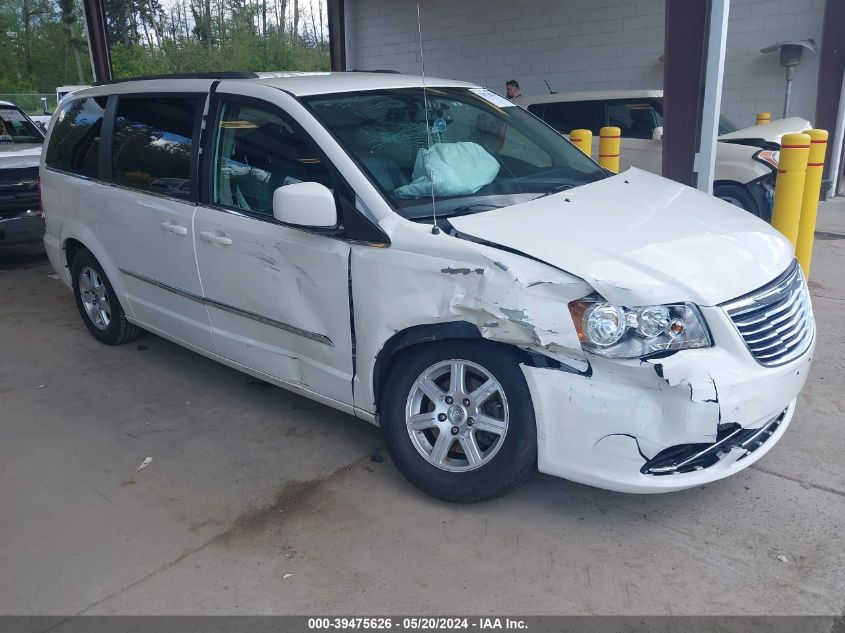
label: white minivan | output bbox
[41,72,814,502]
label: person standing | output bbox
[505,80,521,101]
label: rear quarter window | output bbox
[45,97,107,178]
[606,99,662,139]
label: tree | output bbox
[21,0,50,74]
[58,0,85,81]
[0,0,329,112]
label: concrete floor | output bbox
[1,201,844,616]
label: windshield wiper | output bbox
[440,203,504,218]
[535,183,574,199]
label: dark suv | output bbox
[0,101,44,249]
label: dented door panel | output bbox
[194,207,354,405]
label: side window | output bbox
[606,100,662,139]
[212,101,333,217]
[0,106,43,143]
[526,104,544,119]
[539,100,604,135]
[45,97,106,177]
[112,96,200,199]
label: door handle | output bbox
[199,230,233,246]
[160,220,188,236]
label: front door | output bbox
[193,89,354,406]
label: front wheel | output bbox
[380,341,537,503]
[714,183,762,217]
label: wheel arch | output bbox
[713,179,769,218]
[59,228,134,318]
[371,321,560,414]
[713,178,748,188]
[64,237,86,270]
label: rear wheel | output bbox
[380,341,537,503]
[71,249,141,345]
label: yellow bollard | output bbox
[570,129,593,157]
[756,112,772,125]
[770,133,811,248]
[598,126,621,173]
[795,129,828,277]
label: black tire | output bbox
[70,249,142,345]
[380,341,537,503]
[714,183,762,218]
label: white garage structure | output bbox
[344,0,823,124]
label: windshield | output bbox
[0,106,44,144]
[719,114,739,135]
[303,87,606,220]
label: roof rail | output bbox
[94,71,259,86]
[350,69,402,74]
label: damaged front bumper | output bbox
[522,305,814,493]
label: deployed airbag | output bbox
[394,142,500,198]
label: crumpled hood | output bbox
[719,117,811,145]
[450,168,794,306]
[0,143,42,169]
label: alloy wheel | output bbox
[405,359,509,472]
[78,266,111,330]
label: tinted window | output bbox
[212,101,334,216]
[45,97,106,177]
[112,96,201,199]
[0,106,44,144]
[531,100,605,135]
[606,99,662,139]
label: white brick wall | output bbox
[345,0,825,124]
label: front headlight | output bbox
[568,297,712,358]
[753,149,780,171]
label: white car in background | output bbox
[28,86,92,133]
[0,101,44,249]
[41,73,813,502]
[56,85,91,103]
[521,90,811,219]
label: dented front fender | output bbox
[351,219,592,414]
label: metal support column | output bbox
[696,0,730,195]
[327,0,347,72]
[815,0,845,191]
[80,0,112,82]
[662,0,710,187]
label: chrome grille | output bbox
[0,167,38,187]
[722,260,814,367]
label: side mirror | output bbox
[272,181,338,228]
[652,126,664,141]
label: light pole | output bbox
[761,39,817,119]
